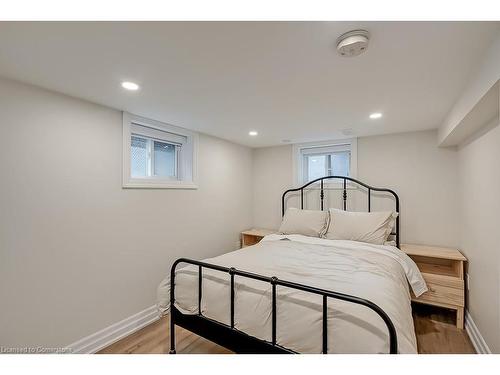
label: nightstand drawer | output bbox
[412,273,464,307]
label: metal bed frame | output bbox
[169,176,400,354]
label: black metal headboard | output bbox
[281,176,400,248]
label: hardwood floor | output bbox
[412,304,475,354]
[98,316,230,354]
[98,303,475,354]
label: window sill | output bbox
[122,180,198,189]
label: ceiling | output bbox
[0,21,499,147]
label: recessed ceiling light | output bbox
[121,81,140,91]
[369,112,382,119]
[249,131,258,136]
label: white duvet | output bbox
[157,235,427,353]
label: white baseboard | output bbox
[67,305,161,354]
[465,310,492,354]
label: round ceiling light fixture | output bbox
[336,30,370,57]
[369,112,383,119]
[121,81,140,91]
[248,130,258,136]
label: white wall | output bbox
[438,33,500,353]
[0,77,253,347]
[252,130,460,247]
[457,124,500,353]
[357,131,459,247]
[252,145,294,230]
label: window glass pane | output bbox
[304,151,350,182]
[331,152,350,177]
[154,140,176,177]
[131,136,148,177]
[306,154,326,182]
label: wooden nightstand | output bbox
[240,229,276,248]
[401,244,467,329]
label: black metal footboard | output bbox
[169,258,398,354]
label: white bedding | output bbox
[157,235,427,353]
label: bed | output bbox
[158,176,427,354]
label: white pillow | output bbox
[279,208,329,238]
[324,208,398,245]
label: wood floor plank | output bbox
[412,304,475,354]
[97,315,230,354]
[98,304,475,354]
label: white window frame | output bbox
[292,138,357,186]
[122,112,198,189]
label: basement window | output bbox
[123,113,198,189]
[293,139,357,184]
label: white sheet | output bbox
[157,235,426,353]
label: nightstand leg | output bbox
[456,307,464,329]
